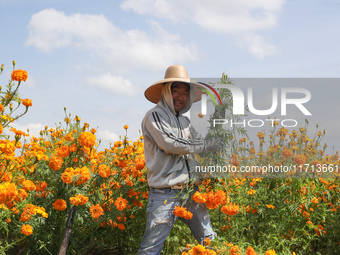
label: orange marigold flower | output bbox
[61,168,74,184]
[56,145,70,158]
[118,223,126,230]
[22,180,36,192]
[11,69,28,82]
[22,98,32,107]
[49,156,64,171]
[266,204,275,209]
[89,204,104,219]
[246,246,257,255]
[98,164,111,178]
[221,203,240,216]
[70,194,88,206]
[135,157,145,170]
[78,131,96,148]
[124,125,129,130]
[294,154,307,165]
[0,140,16,155]
[173,206,193,220]
[73,166,91,185]
[115,197,128,211]
[21,224,33,236]
[282,148,293,158]
[52,199,67,211]
[192,191,207,204]
[247,189,256,195]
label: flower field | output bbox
[1,63,340,254]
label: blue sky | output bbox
[0,0,339,150]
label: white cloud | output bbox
[121,0,284,58]
[96,129,120,149]
[25,8,198,72]
[86,73,138,96]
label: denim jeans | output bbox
[137,186,216,255]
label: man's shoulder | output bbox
[144,104,168,120]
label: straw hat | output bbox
[144,65,203,103]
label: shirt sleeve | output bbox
[144,111,205,155]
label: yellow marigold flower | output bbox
[11,69,28,82]
[0,140,16,155]
[266,204,275,209]
[49,156,64,171]
[257,132,266,139]
[114,197,128,211]
[21,224,33,236]
[247,189,256,195]
[52,199,67,211]
[22,98,32,107]
[89,204,104,219]
[78,131,96,148]
[265,250,277,255]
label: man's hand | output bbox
[204,137,223,152]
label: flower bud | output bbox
[1,64,4,71]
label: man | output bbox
[138,65,223,254]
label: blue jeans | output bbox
[137,186,216,255]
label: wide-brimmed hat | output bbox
[144,65,203,104]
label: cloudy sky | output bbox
[0,0,339,150]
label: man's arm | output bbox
[144,111,205,155]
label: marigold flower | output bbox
[221,203,240,216]
[0,140,16,155]
[192,191,207,204]
[247,189,256,195]
[115,197,128,211]
[89,204,104,219]
[173,206,193,220]
[78,131,96,148]
[265,250,277,255]
[21,224,33,236]
[52,199,67,211]
[246,246,257,255]
[11,69,28,82]
[70,194,88,206]
[22,98,32,107]
[294,154,307,165]
[118,223,126,230]
[98,164,111,178]
[124,125,129,130]
[61,168,74,184]
[282,148,293,158]
[49,156,64,171]
[22,180,36,192]
[56,145,70,157]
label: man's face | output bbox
[171,83,190,114]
